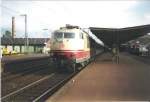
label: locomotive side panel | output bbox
[75,31,90,63]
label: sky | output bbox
[1,0,150,38]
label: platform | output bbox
[1,54,50,73]
[47,53,150,101]
[1,54,49,63]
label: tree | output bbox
[3,30,12,38]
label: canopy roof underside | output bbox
[90,24,150,47]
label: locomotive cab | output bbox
[51,30,84,51]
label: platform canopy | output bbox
[90,24,150,48]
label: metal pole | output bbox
[20,14,29,53]
[43,28,48,43]
[21,14,28,53]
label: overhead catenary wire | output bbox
[0,4,21,15]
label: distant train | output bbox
[128,42,150,56]
[50,25,101,72]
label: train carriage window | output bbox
[79,33,84,39]
[64,32,75,38]
[54,32,63,38]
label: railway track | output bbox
[2,66,55,97]
[1,72,75,102]
[2,63,51,82]
[1,57,51,77]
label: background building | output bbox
[1,37,49,54]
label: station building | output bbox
[1,37,50,54]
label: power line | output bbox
[0,4,20,14]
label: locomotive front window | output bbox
[64,33,75,38]
[54,32,63,38]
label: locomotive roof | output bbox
[90,24,150,47]
[55,27,87,34]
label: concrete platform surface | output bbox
[1,54,49,63]
[47,53,150,102]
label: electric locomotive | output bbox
[50,25,91,72]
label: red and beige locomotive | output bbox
[50,25,96,72]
